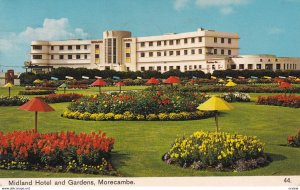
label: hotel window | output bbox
[260,59,263,62]
[149,52,153,57]
[214,37,217,43]
[198,49,202,54]
[33,45,42,50]
[141,52,145,57]
[68,45,72,50]
[228,50,232,55]
[169,66,174,70]
[164,66,167,71]
[214,49,217,55]
[169,51,174,56]
[191,38,195,43]
[76,54,81,59]
[157,66,161,71]
[84,45,87,49]
[164,41,167,46]
[191,49,195,55]
[59,55,64,59]
[268,59,271,62]
[33,55,42,59]
[176,39,180,45]
[95,54,99,58]
[199,65,202,69]
[176,50,180,56]
[231,65,236,69]
[221,38,224,43]
[184,65,187,71]
[164,51,167,56]
[51,46,54,50]
[248,64,253,70]
[157,52,161,57]
[184,50,188,55]
[51,55,54,59]
[59,46,64,50]
[176,66,180,70]
[84,54,87,59]
[141,42,145,47]
[257,64,262,69]
[126,53,130,57]
[126,43,131,48]
[127,67,130,71]
[169,40,173,45]
[68,55,72,59]
[76,45,80,50]
[276,64,281,70]
[105,66,110,70]
[149,42,153,46]
[184,38,188,44]
[198,37,202,42]
[149,66,154,71]
[228,38,231,44]
[95,44,99,49]
[212,65,216,70]
[221,49,224,55]
[157,41,161,46]
[141,67,145,71]
[189,65,192,70]
[275,59,278,62]
[239,64,244,70]
[194,65,197,69]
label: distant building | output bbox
[29,28,300,74]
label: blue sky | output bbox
[0,0,299,72]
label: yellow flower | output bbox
[218,155,222,160]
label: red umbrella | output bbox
[91,79,107,94]
[146,77,159,85]
[279,82,292,96]
[115,81,125,93]
[19,97,55,133]
[164,76,181,86]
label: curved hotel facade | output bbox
[30,28,300,74]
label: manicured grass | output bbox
[1,93,300,177]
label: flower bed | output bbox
[62,110,214,121]
[18,90,55,95]
[62,91,213,121]
[287,130,300,147]
[220,92,251,102]
[0,96,29,106]
[257,95,300,108]
[150,85,300,93]
[163,131,270,171]
[39,93,83,103]
[25,86,57,91]
[0,130,115,175]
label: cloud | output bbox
[268,27,284,35]
[0,18,89,53]
[173,0,249,15]
[174,0,190,11]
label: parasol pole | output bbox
[215,110,219,133]
[8,87,11,97]
[35,111,38,133]
[119,85,121,93]
[99,86,101,94]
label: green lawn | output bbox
[0,86,300,177]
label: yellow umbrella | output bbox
[295,78,300,82]
[197,96,234,132]
[4,82,14,97]
[33,79,43,84]
[225,81,237,87]
[218,79,225,83]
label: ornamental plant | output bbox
[163,131,269,171]
[0,96,29,106]
[220,92,251,102]
[18,90,55,95]
[0,130,115,175]
[257,95,300,108]
[287,130,300,147]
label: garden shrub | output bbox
[39,93,83,103]
[220,92,251,102]
[0,96,29,106]
[18,90,55,95]
[163,131,269,171]
[287,130,300,147]
[0,130,115,175]
[257,95,300,108]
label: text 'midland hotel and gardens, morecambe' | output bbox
[29,28,300,74]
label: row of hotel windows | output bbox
[32,54,90,60]
[139,64,222,72]
[138,37,232,47]
[232,63,297,70]
[32,45,90,51]
[139,49,232,57]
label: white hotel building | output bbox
[29,28,300,74]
